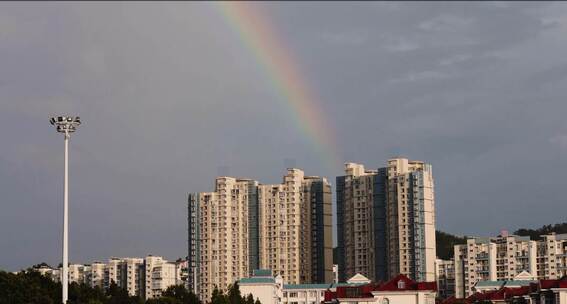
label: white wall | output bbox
[240,284,278,304]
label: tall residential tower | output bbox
[336,158,436,282]
[188,169,333,302]
[188,177,258,302]
[258,169,333,284]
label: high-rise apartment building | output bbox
[258,169,333,284]
[188,169,333,302]
[336,163,387,282]
[386,158,436,282]
[188,177,259,301]
[454,232,567,298]
[336,158,436,283]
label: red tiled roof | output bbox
[440,296,470,304]
[332,283,378,299]
[540,276,567,289]
[325,274,437,302]
[464,286,531,302]
[463,277,567,304]
[503,286,531,299]
[375,274,437,292]
[324,291,337,302]
[375,274,415,291]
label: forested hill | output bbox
[514,222,567,240]
[435,230,466,260]
[435,222,567,260]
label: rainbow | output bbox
[212,2,342,170]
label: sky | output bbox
[1,2,567,271]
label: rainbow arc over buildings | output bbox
[213,2,341,170]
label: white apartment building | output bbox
[146,256,178,299]
[336,163,383,282]
[34,255,182,300]
[188,177,257,301]
[336,158,436,283]
[176,259,188,286]
[386,158,436,282]
[149,262,177,298]
[258,169,333,285]
[239,269,284,304]
[435,259,455,299]
[68,264,88,284]
[105,257,122,289]
[453,232,567,298]
[188,169,333,302]
[87,262,106,289]
[122,257,144,297]
[536,233,567,279]
[33,265,61,283]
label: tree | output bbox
[207,284,259,304]
[161,285,199,304]
[211,287,228,304]
[146,297,181,304]
[227,283,242,304]
[0,270,59,304]
[106,282,142,304]
[515,222,567,241]
[436,230,467,260]
[68,281,106,304]
[245,294,254,304]
[32,263,52,269]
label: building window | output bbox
[397,280,405,289]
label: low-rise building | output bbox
[87,262,106,289]
[239,269,367,304]
[240,270,435,304]
[324,274,437,304]
[175,259,188,286]
[105,257,122,289]
[68,264,88,284]
[34,255,183,300]
[240,269,284,304]
[453,232,567,298]
[441,276,567,304]
[149,261,178,298]
[32,264,61,283]
[122,257,144,297]
[436,259,455,299]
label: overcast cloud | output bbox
[1,2,567,271]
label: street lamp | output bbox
[50,115,81,304]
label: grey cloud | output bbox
[2,2,567,271]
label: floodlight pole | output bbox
[50,116,80,304]
[62,130,69,304]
